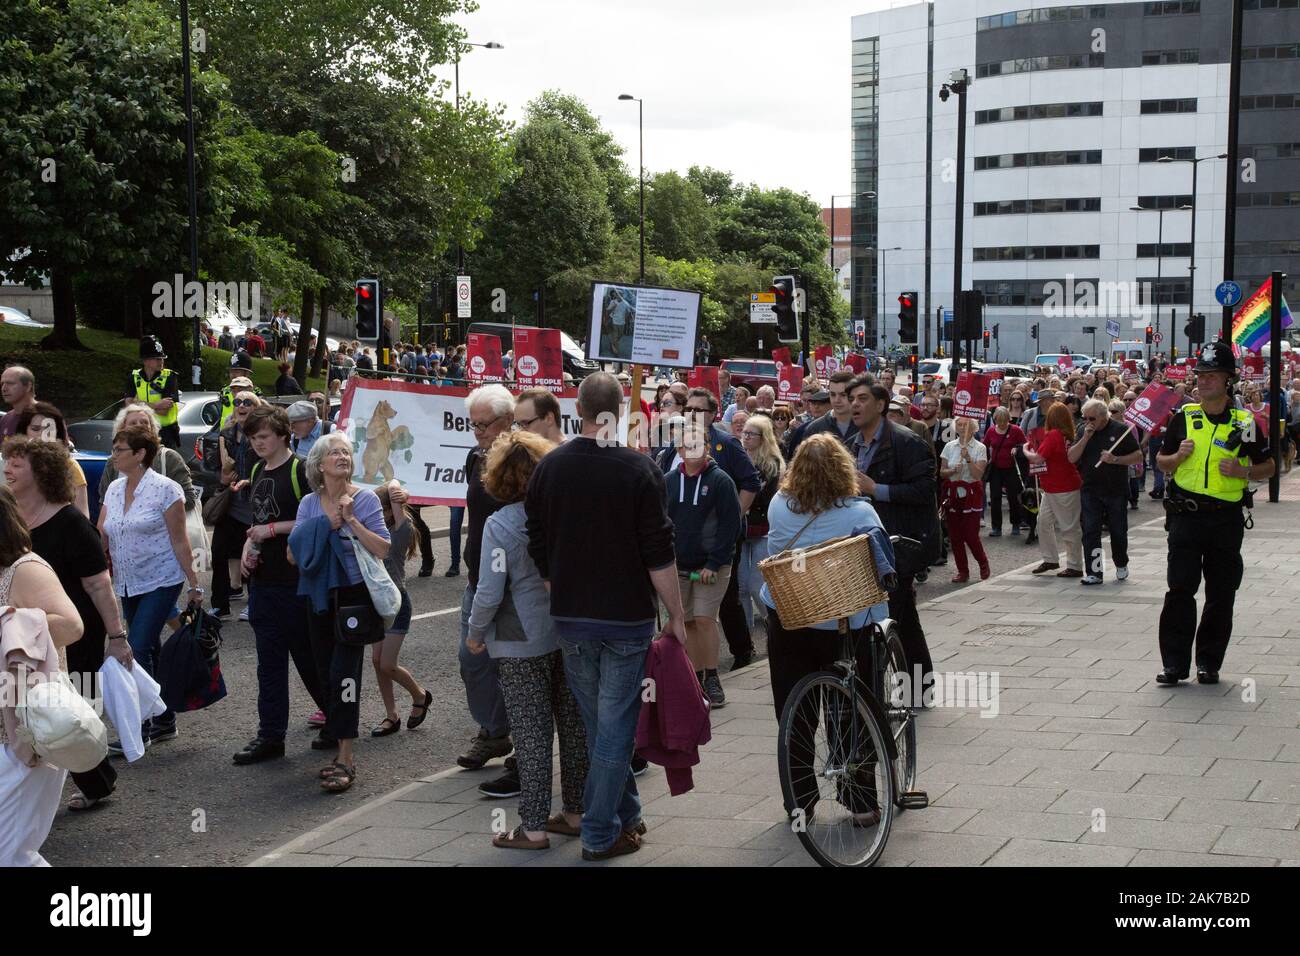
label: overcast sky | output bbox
[437,0,899,204]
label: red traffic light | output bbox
[357,284,372,299]
[1145,326,1153,335]
[898,293,914,308]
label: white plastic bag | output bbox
[17,671,109,773]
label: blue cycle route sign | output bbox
[1215,281,1242,308]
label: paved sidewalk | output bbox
[253,490,1300,868]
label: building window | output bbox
[1144,1,1200,13]
[1141,49,1199,65]
[1137,243,1193,257]
[975,150,1102,170]
[973,245,1101,261]
[974,197,1101,216]
[976,52,1104,78]
[975,101,1102,124]
[977,6,1107,30]
[972,278,1101,307]
[1135,195,1195,209]
[1242,44,1300,60]
[1241,94,1298,110]
[1242,143,1300,160]
[1244,0,1300,8]
[1136,277,1191,305]
[1235,239,1300,256]
[1139,98,1197,114]
[1237,191,1300,207]
[851,35,880,341]
[1138,147,1196,162]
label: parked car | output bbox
[69,391,223,501]
[1033,353,1094,372]
[719,358,780,391]
[199,394,340,478]
[916,357,986,387]
[0,305,46,328]
[980,362,1038,382]
[465,322,599,381]
[252,322,342,355]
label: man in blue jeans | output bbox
[526,373,687,860]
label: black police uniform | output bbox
[127,336,181,449]
[1155,346,1271,682]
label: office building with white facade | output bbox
[851,0,1300,362]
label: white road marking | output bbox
[410,607,460,622]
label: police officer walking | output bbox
[127,336,181,449]
[1154,341,1274,685]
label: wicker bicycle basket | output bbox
[758,533,886,631]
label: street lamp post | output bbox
[1159,153,1227,350]
[618,94,645,284]
[870,245,901,352]
[179,0,200,383]
[940,70,972,371]
[1131,204,1169,363]
[831,191,875,344]
[452,40,503,338]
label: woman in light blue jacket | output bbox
[466,431,588,850]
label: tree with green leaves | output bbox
[646,171,715,263]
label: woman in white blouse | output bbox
[939,416,990,583]
[97,425,201,751]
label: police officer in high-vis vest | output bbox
[219,351,263,428]
[1155,341,1274,685]
[126,336,181,449]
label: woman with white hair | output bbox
[289,432,390,793]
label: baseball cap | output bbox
[230,376,254,390]
[286,400,317,422]
[807,388,831,402]
[889,396,911,414]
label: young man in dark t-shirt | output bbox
[233,405,325,765]
[1068,398,1142,584]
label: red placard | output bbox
[1243,354,1266,383]
[1122,359,1138,374]
[1058,355,1074,371]
[771,347,791,371]
[1164,364,1187,382]
[986,369,1004,408]
[952,371,992,420]
[466,333,504,383]
[843,353,867,374]
[513,327,564,391]
[1123,382,1179,433]
[777,365,804,401]
[813,345,838,377]
[688,365,720,405]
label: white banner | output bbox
[588,281,700,367]
[338,378,627,506]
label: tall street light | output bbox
[866,245,900,351]
[453,39,504,323]
[1158,152,1227,348]
[179,0,200,383]
[1132,204,1170,361]
[940,69,972,371]
[618,94,645,283]
[830,191,875,345]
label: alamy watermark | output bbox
[151,273,261,320]
[890,665,1000,717]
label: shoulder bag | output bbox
[343,528,402,627]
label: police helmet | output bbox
[1194,341,1237,377]
[139,335,166,360]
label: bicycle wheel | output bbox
[880,624,918,798]
[776,672,895,867]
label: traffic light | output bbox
[1031,322,1040,341]
[1145,325,1154,344]
[1184,313,1205,345]
[356,278,381,342]
[854,327,865,348]
[772,275,799,343]
[992,323,1000,341]
[897,291,918,343]
[982,329,990,348]
[959,289,984,340]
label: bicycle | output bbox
[773,536,928,868]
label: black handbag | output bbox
[202,485,232,524]
[334,594,385,645]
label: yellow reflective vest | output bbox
[132,368,178,428]
[1172,404,1253,502]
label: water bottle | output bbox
[688,571,702,582]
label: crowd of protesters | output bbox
[0,339,1297,865]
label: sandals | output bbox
[68,792,106,812]
[320,763,356,793]
[544,812,582,837]
[492,825,550,850]
[371,717,401,738]
[407,689,433,730]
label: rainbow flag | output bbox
[1231,277,1293,351]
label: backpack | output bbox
[249,456,305,501]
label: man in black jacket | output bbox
[847,376,939,684]
[791,370,858,456]
[526,372,687,860]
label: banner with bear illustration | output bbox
[338,378,627,505]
